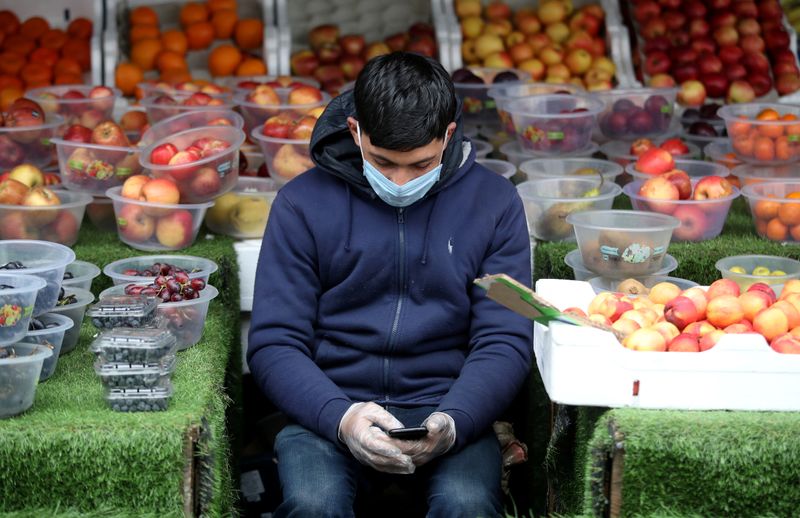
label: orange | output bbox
[0,10,20,35]
[208,0,237,12]
[776,136,795,162]
[0,86,23,110]
[20,62,52,87]
[778,202,800,226]
[131,38,162,70]
[791,224,800,242]
[0,74,22,91]
[130,6,159,27]
[234,18,263,50]
[156,50,188,72]
[732,135,754,157]
[161,29,188,55]
[211,9,237,39]
[4,34,35,56]
[236,56,266,76]
[756,108,780,121]
[55,73,83,85]
[160,67,192,83]
[753,136,775,162]
[754,199,781,221]
[62,38,91,71]
[755,218,769,236]
[40,28,68,50]
[208,44,242,76]
[130,24,160,43]
[766,217,789,241]
[729,116,751,138]
[0,30,4,47]
[180,2,209,27]
[54,57,82,77]
[115,62,145,96]
[0,51,25,75]
[20,16,49,40]
[67,18,93,40]
[186,21,214,50]
[759,121,784,139]
[29,47,59,68]
[787,192,800,199]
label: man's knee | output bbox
[279,492,353,518]
[429,483,502,518]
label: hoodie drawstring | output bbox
[420,193,440,265]
[344,183,352,252]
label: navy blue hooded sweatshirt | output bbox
[247,90,533,452]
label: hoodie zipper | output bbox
[384,207,405,402]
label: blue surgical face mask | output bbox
[357,122,448,208]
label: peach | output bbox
[681,287,709,319]
[664,295,700,330]
[668,332,700,352]
[747,282,777,304]
[780,293,800,315]
[707,278,740,299]
[779,279,800,298]
[588,292,616,315]
[648,282,682,305]
[790,325,800,339]
[632,297,655,311]
[622,328,667,352]
[699,329,727,351]
[683,320,717,337]
[588,314,612,326]
[612,318,641,336]
[771,334,800,353]
[121,174,151,200]
[652,303,665,318]
[772,300,800,329]
[651,321,680,343]
[619,310,648,329]
[724,321,754,333]
[638,308,660,326]
[589,293,634,323]
[753,307,789,342]
[563,306,587,317]
[738,290,772,322]
[706,295,744,328]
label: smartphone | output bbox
[387,426,429,440]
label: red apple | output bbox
[677,80,706,107]
[189,167,222,198]
[661,169,692,199]
[726,80,756,103]
[117,203,155,243]
[702,72,729,99]
[630,138,656,156]
[750,74,773,97]
[743,52,770,74]
[290,50,320,77]
[725,63,748,82]
[364,42,391,61]
[693,175,734,200]
[636,148,675,175]
[22,186,61,225]
[664,295,700,330]
[88,85,115,112]
[718,45,744,66]
[673,64,699,84]
[155,209,194,248]
[91,121,129,147]
[150,143,178,165]
[63,124,92,143]
[384,33,409,52]
[309,24,339,50]
[672,204,709,240]
[0,179,29,205]
[339,34,366,56]
[644,51,671,76]
[776,73,800,96]
[697,54,723,76]
[317,42,342,64]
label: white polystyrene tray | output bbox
[532,278,800,411]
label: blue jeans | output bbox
[273,405,503,518]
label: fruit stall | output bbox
[1,0,800,515]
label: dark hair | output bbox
[354,52,456,151]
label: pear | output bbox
[231,197,269,236]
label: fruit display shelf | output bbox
[0,225,241,516]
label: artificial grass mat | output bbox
[0,225,242,516]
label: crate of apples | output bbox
[140,125,245,203]
[0,164,91,245]
[53,120,142,196]
[0,98,64,170]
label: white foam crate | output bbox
[234,238,261,312]
[274,0,457,73]
[103,0,280,87]
[0,0,103,85]
[532,278,800,411]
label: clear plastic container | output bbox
[136,81,232,100]
[0,274,46,345]
[0,342,52,418]
[453,67,528,124]
[223,75,320,96]
[103,255,218,287]
[139,125,245,204]
[594,87,678,139]
[500,141,598,167]
[138,109,245,149]
[704,141,742,168]
[678,128,727,151]
[599,139,700,169]
[488,82,583,134]
[718,103,800,165]
[0,240,75,317]
[140,92,237,124]
[87,295,160,330]
[588,275,699,295]
[26,86,121,128]
[476,159,515,180]
[106,186,214,252]
[205,177,280,238]
[742,182,800,243]
[470,138,492,159]
[100,284,219,351]
[516,178,622,242]
[233,89,330,135]
[52,138,142,196]
[48,287,93,355]
[26,312,73,382]
[86,196,115,232]
[715,254,800,294]
[565,210,681,277]
[624,180,739,242]
[505,95,603,155]
[250,128,312,185]
[519,158,623,183]
[96,357,176,390]
[0,190,92,246]
[626,158,730,182]
[565,249,678,282]
[62,260,101,291]
[105,384,172,412]
[91,326,177,365]
[731,163,799,187]
[0,114,65,171]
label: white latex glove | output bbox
[338,402,416,474]
[396,412,457,467]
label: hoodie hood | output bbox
[309,90,471,199]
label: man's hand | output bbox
[395,412,456,467]
[338,402,416,474]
